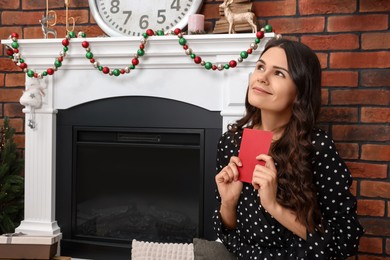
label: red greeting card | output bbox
[238,128,273,183]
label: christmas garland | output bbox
[6,25,274,78]
[6,31,77,78]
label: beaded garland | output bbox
[78,29,160,76]
[6,25,274,78]
[6,31,78,79]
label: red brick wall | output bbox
[1,0,389,258]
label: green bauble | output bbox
[42,71,48,76]
[179,37,187,45]
[130,65,135,69]
[137,49,145,56]
[63,46,69,52]
[98,66,103,71]
[224,64,230,70]
[265,24,272,32]
[86,52,93,59]
[68,31,76,38]
[157,30,164,36]
[11,42,19,49]
[27,70,34,77]
[113,69,120,76]
[204,62,212,70]
[240,51,248,59]
[54,60,62,68]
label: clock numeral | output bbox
[110,0,120,14]
[139,15,149,29]
[123,11,132,25]
[170,0,181,11]
[157,10,166,24]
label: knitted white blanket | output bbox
[131,239,194,260]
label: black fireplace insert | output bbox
[56,96,222,259]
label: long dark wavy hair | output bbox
[229,38,322,232]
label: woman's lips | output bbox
[253,86,272,95]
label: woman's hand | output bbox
[252,154,308,239]
[215,156,243,209]
[252,154,278,211]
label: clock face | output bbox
[89,0,203,37]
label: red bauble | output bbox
[132,58,139,66]
[62,39,69,46]
[139,43,145,50]
[247,48,253,54]
[90,58,95,63]
[229,60,237,68]
[13,49,19,53]
[11,32,19,39]
[120,69,125,74]
[102,67,110,74]
[212,65,217,70]
[47,68,54,75]
[6,49,14,56]
[174,28,181,35]
[256,31,264,39]
[146,29,154,36]
[58,56,64,62]
[82,41,89,48]
[34,73,38,78]
[19,63,27,69]
[194,56,202,64]
[183,45,188,50]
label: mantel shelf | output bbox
[1,33,275,69]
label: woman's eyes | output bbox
[257,65,286,78]
[257,64,265,71]
[275,70,285,78]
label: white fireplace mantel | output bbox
[1,33,274,236]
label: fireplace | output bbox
[1,32,273,259]
[56,96,222,258]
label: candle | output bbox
[188,14,204,34]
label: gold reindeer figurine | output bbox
[220,0,257,34]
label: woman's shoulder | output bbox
[220,128,244,139]
[310,128,337,151]
[218,128,244,148]
[310,128,345,164]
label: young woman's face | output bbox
[248,46,297,115]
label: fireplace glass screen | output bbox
[74,128,203,244]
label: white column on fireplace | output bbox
[2,33,274,235]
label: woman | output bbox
[212,38,364,259]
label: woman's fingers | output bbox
[256,154,276,171]
[216,159,242,184]
[252,154,277,190]
[224,163,239,182]
[229,156,242,167]
[252,165,276,189]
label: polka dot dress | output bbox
[212,128,364,259]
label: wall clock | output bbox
[88,0,204,37]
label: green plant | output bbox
[0,117,24,234]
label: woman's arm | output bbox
[216,156,243,229]
[252,153,308,239]
[265,202,307,240]
[219,202,238,229]
[304,129,364,258]
[212,131,243,255]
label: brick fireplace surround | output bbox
[1,33,274,256]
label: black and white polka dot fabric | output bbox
[212,128,364,259]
